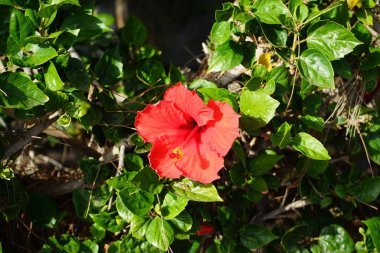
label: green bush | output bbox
[1,0,380,252]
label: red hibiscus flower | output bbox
[135,83,240,184]
[196,223,215,235]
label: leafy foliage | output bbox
[0,0,379,252]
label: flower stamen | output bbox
[170,147,183,161]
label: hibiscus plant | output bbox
[0,0,380,252]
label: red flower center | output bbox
[169,147,183,161]
[169,125,200,161]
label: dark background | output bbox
[97,0,224,68]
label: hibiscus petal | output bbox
[135,100,190,143]
[176,134,224,184]
[164,83,214,126]
[201,100,240,156]
[148,137,184,179]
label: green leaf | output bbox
[0,0,14,5]
[297,49,335,89]
[81,240,99,253]
[240,90,280,131]
[248,177,268,192]
[65,57,90,90]
[145,217,174,251]
[117,186,154,216]
[260,79,276,95]
[45,61,65,91]
[240,224,278,249]
[168,64,185,83]
[271,122,292,149]
[322,2,348,25]
[241,41,257,68]
[267,66,289,88]
[306,160,329,178]
[260,24,287,47]
[307,21,362,60]
[352,20,371,41]
[120,15,148,47]
[57,114,70,127]
[95,46,123,86]
[366,134,380,165]
[11,44,58,67]
[361,47,380,70]
[229,164,246,186]
[356,9,373,26]
[132,167,163,194]
[303,2,343,25]
[208,40,243,72]
[72,189,90,219]
[125,153,144,171]
[281,225,312,252]
[248,153,283,176]
[160,192,189,220]
[319,225,354,253]
[45,234,81,253]
[232,140,246,168]
[197,87,238,111]
[90,212,126,233]
[300,115,325,132]
[61,11,112,42]
[39,0,80,18]
[332,58,352,79]
[64,91,91,119]
[363,217,380,250]
[0,72,49,109]
[169,211,193,232]
[292,132,331,160]
[211,21,231,45]
[115,195,134,222]
[7,9,34,54]
[90,223,106,242]
[289,0,309,23]
[96,13,115,28]
[252,0,291,25]
[55,29,80,49]
[137,59,165,84]
[355,176,380,203]
[130,215,148,240]
[252,64,268,79]
[90,185,111,208]
[0,167,14,180]
[106,172,136,191]
[215,2,235,22]
[351,22,372,54]
[189,79,217,90]
[172,178,223,202]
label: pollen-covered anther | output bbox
[169,147,183,161]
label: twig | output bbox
[115,0,128,29]
[45,179,85,196]
[280,187,289,207]
[35,154,67,170]
[107,142,126,211]
[258,199,312,221]
[117,143,126,176]
[3,111,61,160]
[355,124,374,176]
[68,47,80,59]
[364,24,379,37]
[0,58,6,73]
